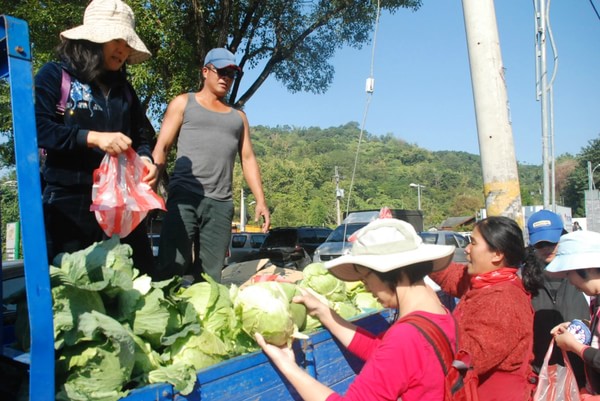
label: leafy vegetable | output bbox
[301,262,348,302]
[233,283,297,346]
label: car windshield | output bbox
[262,230,298,248]
[327,224,365,242]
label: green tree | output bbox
[0,0,422,169]
[563,134,600,216]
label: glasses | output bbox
[207,65,241,80]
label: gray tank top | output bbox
[168,93,244,200]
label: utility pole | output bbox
[534,0,556,210]
[461,0,523,225]
[334,166,344,226]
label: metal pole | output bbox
[335,166,342,226]
[535,0,551,209]
[240,187,245,232]
[461,0,523,224]
[417,185,422,210]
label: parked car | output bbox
[2,259,24,329]
[418,230,470,263]
[248,226,332,269]
[312,222,368,262]
[225,232,267,265]
[314,226,470,264]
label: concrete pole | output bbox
[461,0,523,225]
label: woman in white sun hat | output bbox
[548,230,600,397]
[256,218,457,401]
[34,0,157,275]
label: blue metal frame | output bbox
[0,15,55,400]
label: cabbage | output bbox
[353,292,381,311]
[148,362,197,395]
[233,283,296,346]
[301,263,348,302]
[178,275,237,340]
[56,311,136,401]
[130,287,181,349]
[167,324,230,370]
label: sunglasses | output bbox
[533,241,556,250]
[207,66,241,79]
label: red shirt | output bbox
[431,262,535,401]
[326,310,456,401]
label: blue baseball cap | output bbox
[203,48,241,70]
[546,230,600,273]
[527,210,564,245]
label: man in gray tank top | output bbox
[152,48,270,283]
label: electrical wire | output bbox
[589,0,600,21]
[343,0,381,224]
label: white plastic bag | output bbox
[90,148,165,237]
[534,339,581,401]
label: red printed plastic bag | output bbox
[90,148,165,238]
[533,339,581,401]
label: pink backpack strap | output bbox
[56,68,71,115]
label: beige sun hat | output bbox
[60,0,151,65]
[324,218,455,282]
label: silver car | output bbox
[313,226,469,264]
[418,231,470,263]
[312,222,367,262]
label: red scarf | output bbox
[470,267,519,290]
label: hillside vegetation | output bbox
[228,122,545,229]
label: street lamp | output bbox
[409,183,425,210]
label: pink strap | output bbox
[57,69,70,114]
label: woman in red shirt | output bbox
[256,218,457,401]
[430,216,543,401]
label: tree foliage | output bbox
[0,0,421,168]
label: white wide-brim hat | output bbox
[60,0,151,65]
[324,218,455,282]
[546,230,600,273]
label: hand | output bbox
[254,202,270,233]
[255,333,296,367]
[88,131,132,155]
[554,330,580,353]
[141,158,158,188]
[293,287,330,321]
[552,322,585,354]
[550,322,570,336]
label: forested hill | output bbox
[231,122,544,228]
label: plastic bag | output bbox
[90,148,165,237]
[534,339,581,401]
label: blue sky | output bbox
[241,0,600,165]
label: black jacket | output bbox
[35,62,153,187]
[532,275,590,387]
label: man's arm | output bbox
[151,94,187,189]
[237,110,270,232]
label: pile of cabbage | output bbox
[12,239,381,401]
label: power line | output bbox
[590,0,600,21]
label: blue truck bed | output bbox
[123,310,391,401]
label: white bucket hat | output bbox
[545,230,600,273]
[60,0,151,65]
[324,218,455,282]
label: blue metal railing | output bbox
[0,15,54,400]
